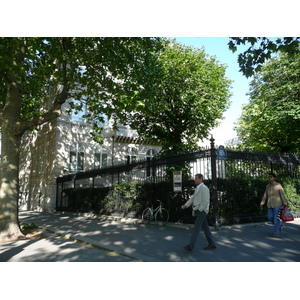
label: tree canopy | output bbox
[228,37,300,77]
[0,37,163,241]
[0,37,163,134]
[115,40,232,155]
[235,52,300,153]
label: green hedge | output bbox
[281,178,300,213]
[216,178,266,224]
[63,187,110,213]
[216,177,300,224]
[62,181,195,222]
[62,178,300,224]
[102,181,194,222]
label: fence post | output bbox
[210,136,220,229]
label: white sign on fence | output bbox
[173,170,182,192]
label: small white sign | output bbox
[173,171,182,192]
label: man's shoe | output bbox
[271,233,280,237]
[183,245,192,252]
[203,245,216,250]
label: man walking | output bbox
[181,173,216,252]
[260,172,287,237]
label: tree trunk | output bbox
[0,132,25,242]
[0,82,25,242]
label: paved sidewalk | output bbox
[1,210,300,262]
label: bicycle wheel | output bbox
[142,208,152,224]
[155,208,169,225]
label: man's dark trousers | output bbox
[188,210,215,250]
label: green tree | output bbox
[116,40,232,155]
[228,37,300,77]
[235,53,300,152]
[0,37,162,241]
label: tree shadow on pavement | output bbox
[17,211,300,262]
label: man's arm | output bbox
[260,188,267,207]
[181,186,200,209]
[279,185,288,205]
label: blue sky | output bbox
[174,37,251,146]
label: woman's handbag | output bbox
[281,206,294,222]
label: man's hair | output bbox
[269,172,276,178]
[195,173,204,180]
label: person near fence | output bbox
[260,172,287,237]
[181,173,216,251]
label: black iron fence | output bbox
[217,150,300,224]
[56,139,300,226]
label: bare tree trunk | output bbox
[0,131,24,241]
[0,82,25,242]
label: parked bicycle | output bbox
[142,200,169,225]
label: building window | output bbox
[126,147,138,164]
[69,145,84,173]
[146,149,157,177]
[146,149,157,159]
[94,152,107,169]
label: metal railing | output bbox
[56,141,300,226]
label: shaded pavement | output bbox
[1,210,300,262]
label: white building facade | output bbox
[18,100,161,212]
